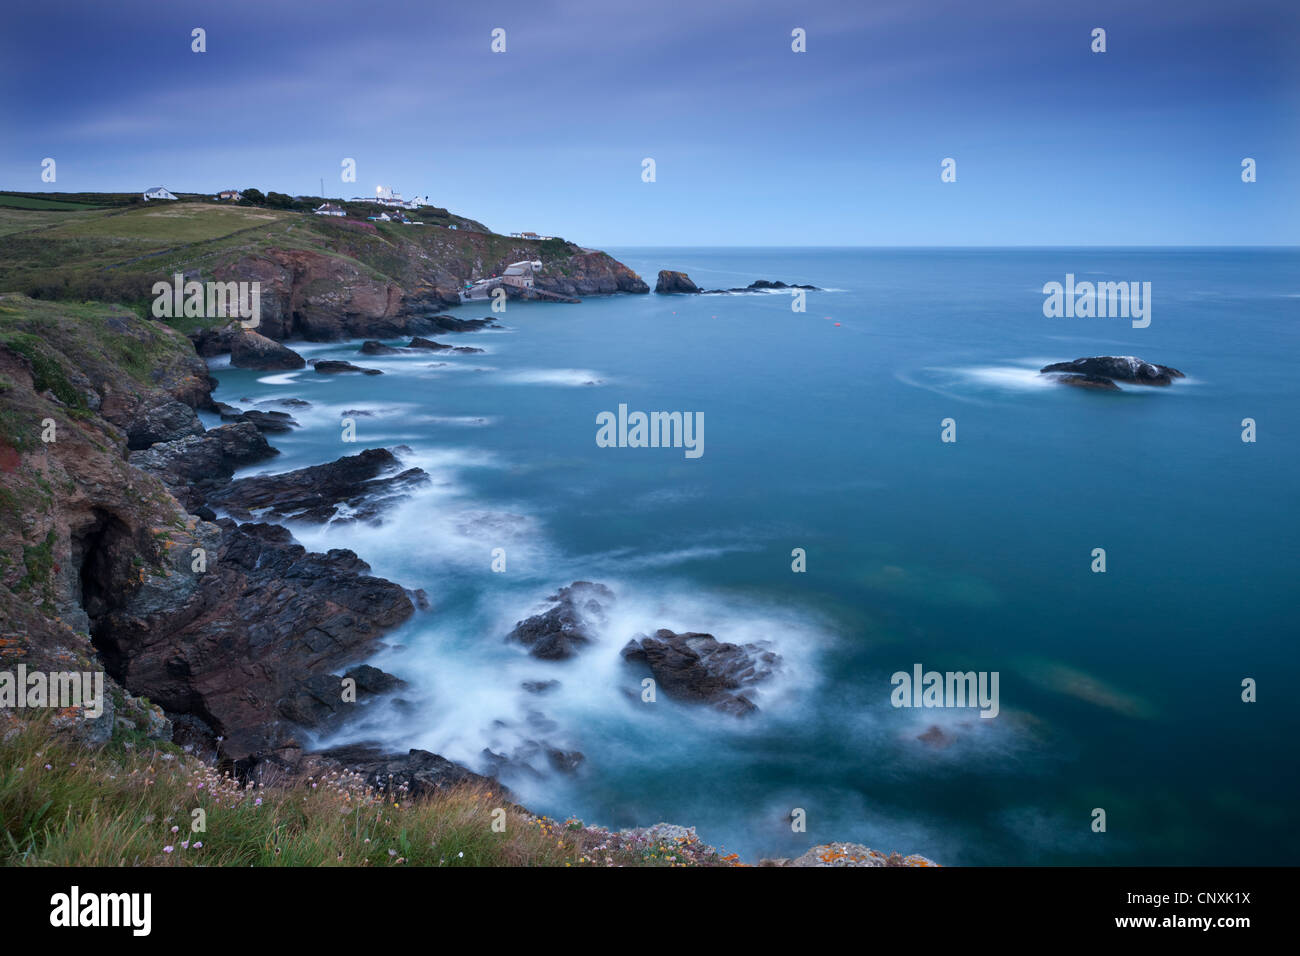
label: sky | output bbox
[1,0,1297,246]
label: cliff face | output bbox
[0,295,415,765]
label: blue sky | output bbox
[1,0,1297,245]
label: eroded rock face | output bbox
[620,629,780,716]
[507,581,615,660]
[127,421,277,510]
[655,270,701,294]
[535,251,649,296]
[124,400,205,451]
[205,448,428,524]
[229,328,306,370]
[94,521,415,761]
[1040,356,1185,387]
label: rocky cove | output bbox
[0,290,935,866]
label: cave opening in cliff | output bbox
[75,508,135,679]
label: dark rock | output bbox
[359,340,406,355]
[94,521,416,761]
[230,329,307,371]
[125,399,205,450]
[205,447,428,524]
[344,664,406,696]
[547,748,585,774]
[128,421,277,509]
[412,315,498,334]
[313,360,383,375]
[237,409,298,432]
[699,279,820,294]
[1040,356,1185,387]
[407,337,452,351]
[620,628,781,716]
[1056,373,1122,391]
[507,581,614,660]
[655,270,701,294]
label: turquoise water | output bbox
[204,248,1300,865]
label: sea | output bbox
[200,247,1300,865]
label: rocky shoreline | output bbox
[0,293,933,866]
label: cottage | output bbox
[314,202,346,217]
[216,189,242,202]
[143,186,178,201]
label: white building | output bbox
[314,202,346,216]
[143,186,178,201]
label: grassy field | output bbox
[0,716,739,867]
[40,203,290,242]
[0,195,103,211]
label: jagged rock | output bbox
[655,270,701,294]
[93,521,416,761]
[124,399,204,450]
[312,360,383,375]
[620,629,780,716]
[507,581,614,660]
[229,328,306,370]
[205,447,428,524]
[1040,356,1185,387]
[127,421,277,509]
[344,664,406,695]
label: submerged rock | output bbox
[620,629,780,716]
[312,359,383,375]
[359,340,407,355]
[1040,356,1185,388]
[507,581,614,660]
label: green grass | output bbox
[0,717,739,867]
[0,195,102,211]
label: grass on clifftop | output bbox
[0,716,741,867]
